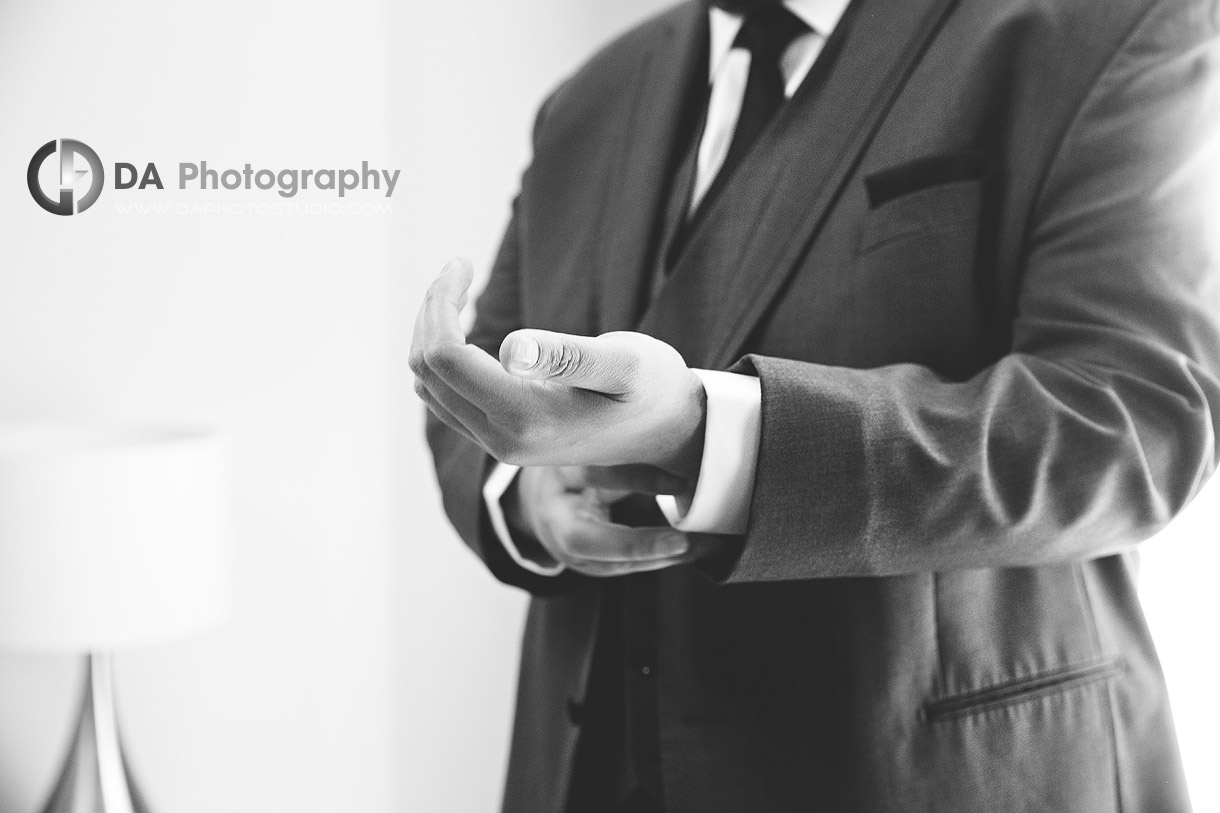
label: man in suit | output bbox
[411,0,1220,808]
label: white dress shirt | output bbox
[486,0,852,576]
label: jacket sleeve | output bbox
[720,0,1220,582]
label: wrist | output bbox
[670,374,707,487]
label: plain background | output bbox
[0,1,1215,811]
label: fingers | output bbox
[414,375,483,446]
[543,491,688,564]
[410,258,523,449]
[411,257,472,349]
[566,532,731,578]
[552,465,688,511]
[570,556,691,578]
[579,464,689,495]
[412,259,552,427]
[429,256,473,337]
[564,518,689,562]
[409,257,473,380]
[520,468,699,578]
[499,330,647,395]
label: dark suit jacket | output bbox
[426,0,1220,809]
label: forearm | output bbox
[722,349,1218,582]
[719,0,1220,583]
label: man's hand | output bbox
[504,465,723,577]
[410,257,707,483]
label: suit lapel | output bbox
[595,4,708,335]
[637,0,962,369]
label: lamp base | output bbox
[40,652,150,813]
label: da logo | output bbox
[27,139,105,216]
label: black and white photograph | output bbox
[1,0,1218,811]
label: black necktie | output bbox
[665,4,810,269]
[717,4,810,186]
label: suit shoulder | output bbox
[1021,0,1217,54]
[536,3,693,135]
[1128,0,1220,51]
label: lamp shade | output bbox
[0,420,233,652]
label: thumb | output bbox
[499,330,641,393]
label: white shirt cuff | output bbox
[482,462,565,577]
[656,369,761,535]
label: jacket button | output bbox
[567,697,584,725]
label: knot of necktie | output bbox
[733,4,811,63]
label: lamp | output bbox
[0,420,233,813]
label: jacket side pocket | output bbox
[923,658,1123,723]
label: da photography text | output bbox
[27,138,402,217]
[119,160,400,198]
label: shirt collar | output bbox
[708,0,852,80]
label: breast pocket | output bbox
[857,176,983,257]
[851,164,990,379]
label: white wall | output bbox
[1140,476,1220,813]
[0,1,1216,812]
[0,1,397,811]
